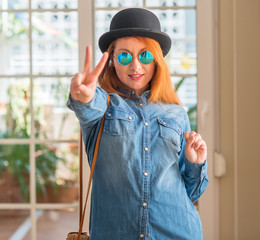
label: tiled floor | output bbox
[0,209,80,240]
[0,211,27,239]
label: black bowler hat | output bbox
[98,8,172,57]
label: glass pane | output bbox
[0,12,30,75]
[0,210,30,239]
[32,0,78,9]
[146,0,196,7]
[153,9,197,74]
[33,77,79,140]
[95,10,117,65]
[95,0,142,7]
[0,78,31,139]
[0,144,30,203]
[36,143,79,203]
[0,0,29,10]
[35,209,78,239]
[32,11,78,75]
[172,76,197,131]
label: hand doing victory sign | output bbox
[70,45,109,103]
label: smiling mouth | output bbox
[128,74,144,81]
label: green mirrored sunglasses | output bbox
[116,51,154,65]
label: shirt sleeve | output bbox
[66,87,108,128]
[66,87,108,163]
[177,112,209,203]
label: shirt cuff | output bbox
[66,87,108,112]
[184,158,207,179]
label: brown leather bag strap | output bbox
[77,93,110,240]
[79,130,83,224]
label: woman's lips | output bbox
[128,74,144,81]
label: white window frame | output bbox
[197,0,219,239]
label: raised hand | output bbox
[184,131,207,164]
[70,45,109,103]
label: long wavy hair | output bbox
[98,37,181,105]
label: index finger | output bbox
[184,131,190,140]
[83,45,92,75]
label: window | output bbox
[0,1,80,239]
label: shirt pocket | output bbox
[104,108,136,135]
[157,117,182,152]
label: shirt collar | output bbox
[117,86,150,99]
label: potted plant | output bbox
[0,81,78,203]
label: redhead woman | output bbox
[67,8,208,240]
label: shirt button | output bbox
[162,122,167,125]
[128,116,132,120]
[144,122,149,126]
[140,234,144,238]
[139,103,143,106]
[143,202,147,207]
[146,234,150,238]
[144,147,149,151]
[144,172,148,176]
[107,113,111,117]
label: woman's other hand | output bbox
[184,131,207,164]
[70,45,109,103]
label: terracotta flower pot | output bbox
[37,184,79,203]
[0,171,28,203]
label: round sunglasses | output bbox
[116,51,154,65]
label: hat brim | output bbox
[98,28,171,57]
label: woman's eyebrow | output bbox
[117,48,131,53]
[116,48,147,55]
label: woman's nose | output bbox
[129,57,142,71]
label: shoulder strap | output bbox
[77,93,110,240]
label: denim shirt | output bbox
[67,87,208,240]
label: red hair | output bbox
[98,37,181,105]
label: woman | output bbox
[67,8,208,240]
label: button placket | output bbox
[139,97,150,238]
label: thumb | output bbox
[184,131,194,149]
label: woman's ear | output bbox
[110,56,115,67]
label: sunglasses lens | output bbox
[117,52,132,65]
[139,51,154,64]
